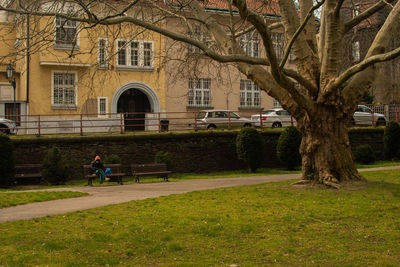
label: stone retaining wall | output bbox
[12,128,384,180]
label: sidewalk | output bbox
[1,166,399,223]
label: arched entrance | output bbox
[117,89,150,131]
[111,82,161,132]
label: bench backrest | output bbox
[15,164,42,175]
[83,164,123,175]
[131,163,168,174]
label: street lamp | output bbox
[5,64,16,122]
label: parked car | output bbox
[352,105,386,126]
[193,110,254,129]
[0,117,17,134]
[251,108,296,128]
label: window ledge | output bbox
[238,106,263,111]
[186,106,214,111]
[117,66,154,72]
[54,44,80,50]
[52,105,77,110]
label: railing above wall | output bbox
[1,107,397,136]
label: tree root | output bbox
[321,175,340,189]
[292,179,313,185]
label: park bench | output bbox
[130,163,172,183]
[14,164,42,184]
[83,164,125,186]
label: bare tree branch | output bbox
[344,0,390,32]
[331,46,400,91]
[279,0,325,69]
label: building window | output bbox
[271,32,284,61]
[52,72,77,108]
[98,97,108,117]
[55,16,79,49]
[352,41,360,62]
[5,103,20,126]
[353,3,361,17]
[240,80,260,108]
[117,40,154,69]
[187,27,211,54]
[98,38,108,69]
[273,99,281,108]
[240,32,259,57]
[188,78,211,107]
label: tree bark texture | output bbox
[297,108,364,188]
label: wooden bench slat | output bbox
[14,164,43,184]
[131,163,171,183]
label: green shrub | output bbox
[154,151,173,170]
[0,133,15,187]
[354,144,376,164]
[236,127,264,173]
[42,147,69,185]
[277,126,302,170]
[383,121,400,160]
[103,154,121,164]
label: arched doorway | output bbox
[117,89,151,131]
[111,82,161,132]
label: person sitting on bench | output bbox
[91,155,106,184]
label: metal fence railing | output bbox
[1,106,399,136]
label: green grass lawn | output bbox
[0,191,88,208]
[0,169,399,266]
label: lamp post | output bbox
[6,64,16,122]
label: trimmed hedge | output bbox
[354,144,375,165]
[277,126,302,170]
[383,121,400,160]
[0,133,15,187]
[42,146,69,185]
[236,128,264,172]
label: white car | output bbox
[251,109,296,128]
[352,105,386,126]
[0,117,17,134]
[193,110,254,129]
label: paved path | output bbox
[1,166,399,223]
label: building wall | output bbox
[164,13,288,123]
[0,14,167,129]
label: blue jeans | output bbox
[95,169,106,184]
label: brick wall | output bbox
[12,129,384,180]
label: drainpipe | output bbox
[26,14,30,104]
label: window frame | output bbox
[240,32,260,57]
[51,71,78,109]
[54,16,80,49]
[116,39,154,70]
[352,40,360,62]
[98,38,108,69]
[97,96,108,118]
[188,78,211,108]
[240,80,261,108]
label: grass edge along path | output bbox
[0,169,399,266]
[0,191,88,208]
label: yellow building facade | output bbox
[0,10,166,134]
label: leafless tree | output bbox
[1,0,400,187]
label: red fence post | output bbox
[372,111,375,126]
[260,110,263,128]
[37,115,41,137]
[80,114,83,136]
[194,112,197,131]
[120,113,124,134]
[158,112,161,133]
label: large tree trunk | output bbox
[297,108,365,188]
